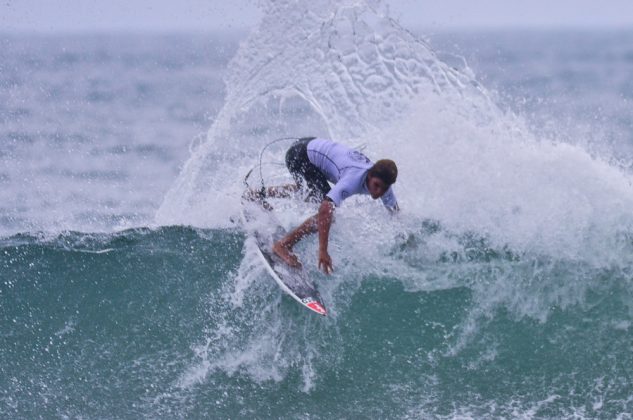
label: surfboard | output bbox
[240,203,327,316]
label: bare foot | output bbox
[272,241,302,268]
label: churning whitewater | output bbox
[2,0,633,417]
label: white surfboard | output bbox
[241,203,327,316]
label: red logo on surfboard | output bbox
[307,301,326,315]
[302,297,327,316]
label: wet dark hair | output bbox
[368,159,398,185]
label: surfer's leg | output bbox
[286,139,310,188]
[284,137,330,201]
[302,164,331,203]
[273,214,318,268]
[246,138,315,202]
[244,184,298,201]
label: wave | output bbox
[156,0,633,267]
[1,226,632,417]
[141,1,633,415]
[5,0,633,416]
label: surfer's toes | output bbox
[273,242,301,268]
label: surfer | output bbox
[248,137,398,275]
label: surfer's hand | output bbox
[318,250,333,275]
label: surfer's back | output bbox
[307,138,373,184]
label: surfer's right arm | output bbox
[317,198,335,275]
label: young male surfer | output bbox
[248,137,399,275]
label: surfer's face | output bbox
[367,175,389,199]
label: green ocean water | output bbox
[2,227,632,418]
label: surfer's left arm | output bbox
[381,187,399,214]
[317,198,335,275]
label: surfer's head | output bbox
[367,159,398,199]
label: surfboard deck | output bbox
[241,203,327,316]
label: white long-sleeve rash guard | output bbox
[306,138,398,210]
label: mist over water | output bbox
[2,0,633,417]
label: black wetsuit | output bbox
[285,137,331,202]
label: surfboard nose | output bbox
[306,300,327,316]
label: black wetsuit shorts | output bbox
[285,137,331,202]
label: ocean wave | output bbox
[2,225,632,417]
